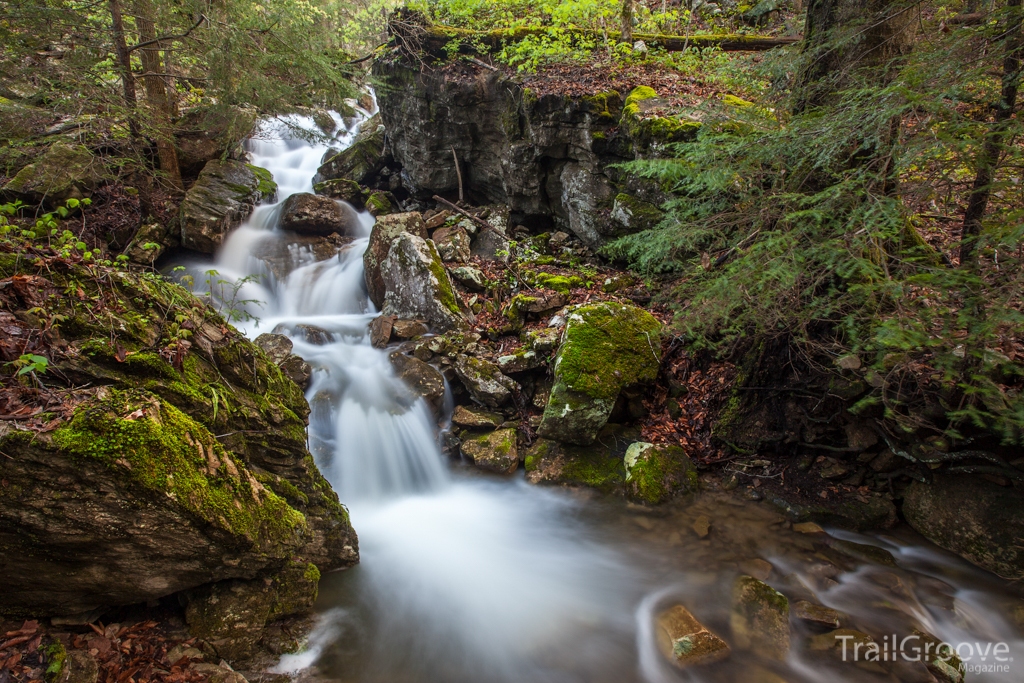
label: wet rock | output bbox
[655,604,730,668]
[279,193,351,236]
[453,355,518,408]
[381,233,468,333]
[313,114,388,186]
[623,442,699,505]
[730,576,790,660]
[692,515,711,538]
[179,160,275,253]
[452,405,504,430]
[764,490,897,532]
[903,474,1024,580]
[449,265,488,291]
[1,142,109,206]
[828,539,898,567]
[432,224,471,263]
[56,649,99,683]
[389,351,445,415]
[255,333,293,365]
[912,629,966,683]
[279,355,313,390]
[793,600,842,629]
[807,628,873,655]
[392,319,429,339]
[292,324,333,345]
[363,212,429,309]
[183,577,276,660]
[538,302,661,445]
[313,177,367,206]
[460,428,518,475]
[369,315,395,348]
[739,558,773,581]
[524,425,639,491]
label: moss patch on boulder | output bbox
[623,442,699,505]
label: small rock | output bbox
[470,228,510,261]
[793,600,842,629]
[548,231,570,250]
[451,405,504,430]
[255,333,293,365]
[912,629,966,683]
[166,645,205,665]
[369,315,395,348]
[655,604,730,668]
[192,663,247,683]
[460,428,518,475]
[818,458,851,480]
[292,324,333,345]
[280,355,312,390]
[496,349,542,374]
[807,628,873,654]
[57,649,99,683]
[389,351,445,415]
[739,558,773,581]
[453,355,518,408]
[730,576,790,660]
[424,210,451,231]
[836,354,862,371]
[392,319,429,339]
[829,539,898,567]
[793,522,825,534]
[432,225,471,263]
[692,515,711,539]
[623,442,699,505]
[449,266,488,292]
[868,571,914,600]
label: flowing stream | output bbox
[179,112,1024,683]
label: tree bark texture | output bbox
[135,0,184,193]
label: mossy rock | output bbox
[620,86,701,150]
[623,442,699,505]
[610,193,664,233]
[538,302,662,445]
[730,575,790,660]
[460,428,518,475]
[525,425,640,493]
[1,142,110,206]
[178,159,275,254]
[313,114,389,186]
[0,258,356,619]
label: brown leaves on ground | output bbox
[0,619,211,683]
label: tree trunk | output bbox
[795,0,918,112]
[621,0,634,45]
[109,0,138,135]
[135,0,184,193]
[959,0,1023,269]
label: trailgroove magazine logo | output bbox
[837,633,1013,675]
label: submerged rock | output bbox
[279,192,353,236]
[381,233,467,333]
[538,302,662,445]
[730,576,790,660]
[179,160,276,253]
[903,474,1024,580]
[655,604,730,668]
[792,600,842,629]
[623,442,699,505]
[460,428,518,475]
[363,212,429,309]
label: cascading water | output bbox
[178,112,1023,683]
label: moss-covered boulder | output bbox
[610,193,664,233]
[178,160,276,253]
[903,475,1024,580]
[363,212,428,309]
[460,428,518,475]
[538,302,662,445]
[524,425,639,492]
[380,232,468,333]
[0,258,356,620]
[623,442,699,505]
[313,114,389,186]
[730,576,790,660]
[279,192,355,237]
[1,143,110,206]
[620,86,701,152]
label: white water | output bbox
[180,112,1024,683]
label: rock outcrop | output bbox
[1,143,110,207]
[0,256,357,621]
[538,302,662,445]
[178,160,277,253]
[313,114,389,186]
[903,475,1024,580]
[373,59,680,247]
[363,212,428,309]
[380,232,467,332]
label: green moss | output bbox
[426,240,463,317]
[366,191,393,216]
[624,442,699,505]
[246,164,277,198]
[560,450,625,492]
[554,302,662,401]
[621,86,701,147]
[45,642,67,683]
[0,253,21,278]
[52,390,307,552]
[582,90,622,121]
[303,562,321,583]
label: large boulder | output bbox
[279,192,355,236]
[363,212,428,309]
[174,106,257,178]
[524,425,640,492]
[179,160,276,253]
[538,302,662,445]
[380,232,467,332]
[903,475,1024,580]
[313,114,388,186]
[1,143,110,207]
[0,258,357,620]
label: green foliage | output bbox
[603,12,1024,444]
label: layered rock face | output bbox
[0,256,357,622]
[178,160,277,253]
[371,60,679,248]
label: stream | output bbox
[178,112,1024,683]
